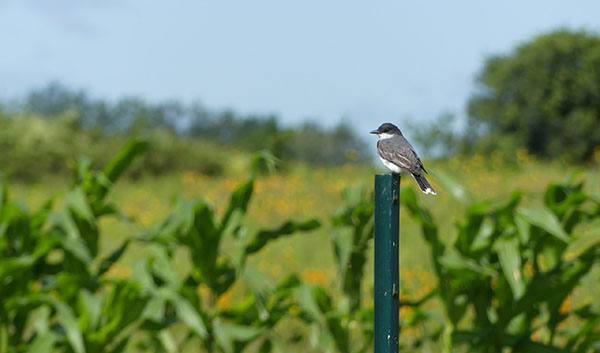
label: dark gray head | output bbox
[370,123,402,136]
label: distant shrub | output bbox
[0,113,87,180]
[0,115,229,181]
[130,129,227,177]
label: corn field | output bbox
[1,141,599,353]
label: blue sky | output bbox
[1,0,599,134]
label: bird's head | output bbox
[370,123,402,138]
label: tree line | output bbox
[0,81,369,168]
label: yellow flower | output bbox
[559,296,572,314]
[288,304,301,316]
[301,269,329,285]
[217,290,233,310]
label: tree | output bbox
[467,30,600,161]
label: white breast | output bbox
[379,156,408,174]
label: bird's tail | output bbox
[412,173,436,195]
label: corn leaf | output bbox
[245,219,320,255]
[221,180,253,231]
[493,235,524,299]
[66,187,94,223]
[24,332,58,353]
[103,139,149,184]
[429,169,473,204]
[97,239,131,277]
[213,319,265,353]
[54,301,85,353]
[517,207,569,243]
[156,288,208,339]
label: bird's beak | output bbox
[370,130,379,134]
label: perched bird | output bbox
[370,123,436,195]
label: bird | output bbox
[370,123,436,195]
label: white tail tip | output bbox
[424,188,436,195]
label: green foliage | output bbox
[1,82,370,174]
[286,185,375,353]
[0,142,321,353]
[402,171,600,352]
[2,136,600,353]
[142,150,321,352]
[467,30,600,162]
[330,185,375,312]
[0,116,228,181]
[0,139,148,353]
[131,129,227,177]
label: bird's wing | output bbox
[378,138,421,174]
[410,149,428,174]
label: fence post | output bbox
[374,174,400,353]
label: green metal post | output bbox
[374,174,400,353]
